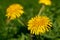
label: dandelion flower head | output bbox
[6,4,24,20]
[28,16,52,35]
[39,0,51,5]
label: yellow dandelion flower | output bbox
[39,0,51,5]
[6,4,24,20]
[27,16,52,35]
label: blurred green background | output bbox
[0,0,60,40]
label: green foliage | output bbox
[0,0,60,40]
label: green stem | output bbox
[38,5,45,16]
[6,19,10,25]
[17,19,25,26]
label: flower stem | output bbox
[6,19,10,25]
[17,19,25,26]
[38,5,45,16]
